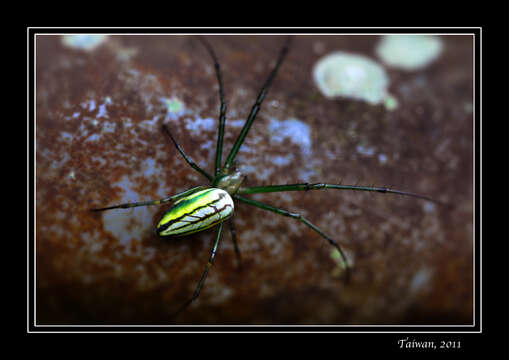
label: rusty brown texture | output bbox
[35,35,473,325]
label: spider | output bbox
[91,36,440,318]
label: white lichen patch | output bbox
[96,103,109,119]
[251,166,275,181]
[106,38,139,62]
[200,139,214,152]
[101,176,159,248]
[423,202,436,213]
[231,117,318,182]
[80,230,104,254]
[227,119,247,128]
[81,99,96,112]
[184,115,216,136]
[384,94,399,111]
[119,68,166,114]
[84,133,101,143]
[313,51,389,105]
[330,248,351,278]
[356,144,376,157]
[77,97,113,127]
[139,158,160,178]
[268,118,312,157]
[260,231,285,256]
[205,283,235,306]
[139,115,161,132]
[297,166,318,182]
[62,35,108,51]
[160,97,184,114]
[271,154,295,167]
[376,35,443,71]
[60,131,73,142]
[378,153,388,164]
[409,267,433,293]
[48,152,71,170]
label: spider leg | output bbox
[172,222,224,319]
[223,36,293,171]
[233,194,350,283]
[237,182,443,205]
[229,217,242,269]
[90,186,207,212]
[162,125,213,182]
[196,36,227,178]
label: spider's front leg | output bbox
[90,186,207,212]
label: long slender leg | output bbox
[223,36,292,171]
[90,186,206,212]
[229,217,242,268]
[233,195,350,282]
[162,124,213,182]
[196,36,227,178]
[237,182,442,204]
[172,222,224,318]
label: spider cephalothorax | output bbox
[214,167,246,195]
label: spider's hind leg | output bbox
[229,217,242,269]
[234,195,350,283]
[171,222,225,320]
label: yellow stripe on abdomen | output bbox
[157,188,234,236]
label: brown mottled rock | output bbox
[36,35,473,324]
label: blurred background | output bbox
[35,34,474,325]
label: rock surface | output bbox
[35,35,473,325]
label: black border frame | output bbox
[27,27,482,340]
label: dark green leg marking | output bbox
[223,36,292,171]
[90,186,207,212]
[238,182,442,204]
[229,218,242,269]
[162,125,213,182]
[196,36,227,178]
[173,222,224,319]
[233,195,350,282]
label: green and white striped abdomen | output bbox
[157,188,234,236]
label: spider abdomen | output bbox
[157,188,234,237]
